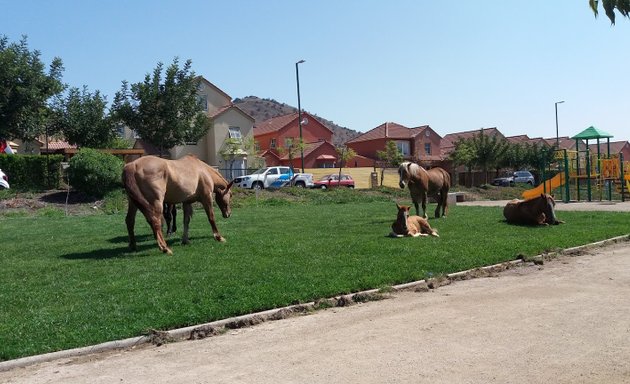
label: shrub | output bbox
[0,154,63,190]
[68,149,123,198]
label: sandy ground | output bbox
[1,200,629,383]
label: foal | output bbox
[390,204,439,238]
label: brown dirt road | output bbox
[1,201,629,383]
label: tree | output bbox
[336,145,357,183]
[469,129,509,184]
[57,86,117,148]
[449,139,476,187]
[376,140,403,186]
[590,0,630,24]
[220,135,263,179]
[112,58,211,155]
[0,35,64,141]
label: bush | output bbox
[0,154,63,191]
[68,149,124,198]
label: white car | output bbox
[0,169,9,189]
[233,166,314,189]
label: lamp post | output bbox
[555,100,564,148]
[295,59,305,173]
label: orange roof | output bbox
[46,140,76,150]
[254,113,299,136]
[588,140,629,154]
[440,127,505,157]
[346,122,433,144]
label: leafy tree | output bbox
[376,140,403,186]
[0,35,64,141]
[112,58,211,156]
[336,145,357,182]
[470,129,509,184]
[590,0,630,24]
[56,86,117,148]
[449,139,476,186]
[220,135,264,179]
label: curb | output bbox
[2,234,628,372]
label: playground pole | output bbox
[621,153,626,203]
[563,149,570,203]
[575,139,581,201]
[586,148,592,202]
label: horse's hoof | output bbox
[182,239,190,245]
[162,248,173,255]
[215,235,226,242]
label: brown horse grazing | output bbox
[503,193,564,226]
[390,204,439,237]
[122,154,234,254]
[398,161,451,218]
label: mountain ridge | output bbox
[233,96,361,146]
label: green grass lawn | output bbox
[1,188,629,361]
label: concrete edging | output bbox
[1,234,628,372]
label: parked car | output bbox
[232,166,314,189]
[313,174,355,189]
[491,170,535,187]
[0,169,9,189]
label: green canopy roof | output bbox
[571,126,613,140]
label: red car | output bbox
[313,174,355,189]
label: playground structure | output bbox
[522,148,629,202]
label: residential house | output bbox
[588,140,630,161]
[254,111,339,168]
[345,122,443,167]
[440,127,506,160]
[128,76,255,176]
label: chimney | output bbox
[385,122,389,138]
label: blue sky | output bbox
[2,1,629,141]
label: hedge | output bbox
[0,154,64,191]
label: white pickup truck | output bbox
[233,166,314,189]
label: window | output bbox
[254,141,260,151]
[424,143,431,155]
[270,138,276,148]
[197,95,208,111]
[284,137,294,148]
[228,126,242,140]
[396,140,410,156]
[280,167,291,175]
[267,168,278,175]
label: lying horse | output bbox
[398,161,451,218]
[503,193,564,226]
[122,154,234,254]
[390,203,439,237]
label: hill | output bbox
[233,96,361,146]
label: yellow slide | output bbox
[522,173,565,200]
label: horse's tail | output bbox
[122,163,152,214]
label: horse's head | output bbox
[398,162,412,189]
[396,203,411,232]
[539,193,558,224]
[215,180,234,218]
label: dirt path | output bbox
[2,240,630,383]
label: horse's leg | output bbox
[434,192,442,218]
[163,203,173,237]
[146,201,171,255]
[125,201,138,251]
[202,200,226,242]
[181,203,193,245]
[420,191,428,219]
[172,204,177,233]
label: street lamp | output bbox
[555,100,564,148]
[295,59,305,173]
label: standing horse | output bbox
[390,203,439,237]
[122,154,234,255]
[503,193,564,226]
[398,161,451,218]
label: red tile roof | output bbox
[588,140,629,155]
[254,113,299,135]
[440,127,505,157]
[346,122,432,144]
[46,140,76,150]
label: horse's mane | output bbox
[400,161,421,179]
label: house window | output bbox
[254,141,260,151]
[197,95,208,111]
[228,126,242,140]
[270,138,276,149]
[284,137,294,148]
[424,143,431,155]
[396,141,410,156]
